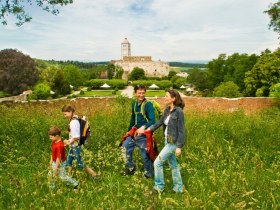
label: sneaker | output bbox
[120,167,136,176]
[73,185,78,190]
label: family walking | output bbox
[48,85,186,194]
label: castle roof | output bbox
[122,38,130,44]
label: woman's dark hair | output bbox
[134,84,146,93]
[62,105,75,113]
[168,89,185,109]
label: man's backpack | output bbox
[75,116,91,146]
[138,99,162,121]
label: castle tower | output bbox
[121,38,131,59]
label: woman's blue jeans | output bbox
[153,142,183,192]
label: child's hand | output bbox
[63,140,70,146]
[175,148,182,156]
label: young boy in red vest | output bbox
[48,126,78,189]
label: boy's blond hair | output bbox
[48,126,61,136]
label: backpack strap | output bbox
[140,100,148,122]
[133,99,148,125]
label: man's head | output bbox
[134,84,146,103]
[48,126,61,142]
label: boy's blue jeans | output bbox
[123,135,153,177]
[67,146,84,170]
[153,142,183,192]
[49,161,78,189]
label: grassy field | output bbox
[0,91,9,98]
[0,97,279,209]
[170,66,192,72]
[77,90,121,97]
[145,90,166,97]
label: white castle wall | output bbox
[112,56,170,80]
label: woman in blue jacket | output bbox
[148,89,186,193]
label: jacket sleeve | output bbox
[128,102,135,131]
[176,108,186,148]
[149,107,168,131]
[144,101,156,128]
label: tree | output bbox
[213,81,242,98]
[244,49,280,96]
[0,0,73,26]
[269,83,280,98]
[51,69,71,96]
[206,54,227,90]
[63,65,84,87]
[129,67,146,80]
[168,70,177,80]
[173,77,187,89]
[186,67,209,91]
[32,83,51,100]
[224,53,258,92]
[106,64,115,79]
[264,2,280,38]
[0,49,39,95]
[88,65,106,79]
[115,66,124,79]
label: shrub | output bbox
[213,81,242,98]
[269,83,280,98]
[31,83,51,100]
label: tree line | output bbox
[185,48,280,97]
[1,48,279,99]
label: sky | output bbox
[0,0,279,62]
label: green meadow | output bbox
[0,97,279,209]
[77,90,121,97]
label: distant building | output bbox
[111,38,169,80]
[176,72,188,78]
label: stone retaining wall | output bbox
[0,96,275,115]
[154,97,274,115]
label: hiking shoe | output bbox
[120,167,136,176]
[92,174,101,180]
[152,187,164,194]
[73,184,78,190]
[143,173,152,179]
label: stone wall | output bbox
[0,97,275,115]
[112,59,170,80]
[154,97,274,115]
[123,56,152,62]
[0,94,27,102]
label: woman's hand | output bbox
[175,148,182,157]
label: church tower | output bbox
[121,38,131,59]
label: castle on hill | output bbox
[111,38,170,80]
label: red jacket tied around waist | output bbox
[120,127,158,161]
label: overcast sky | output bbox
[0,0,279,62]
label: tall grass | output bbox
[0,98,279,209]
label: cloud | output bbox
[0,0,278,61]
